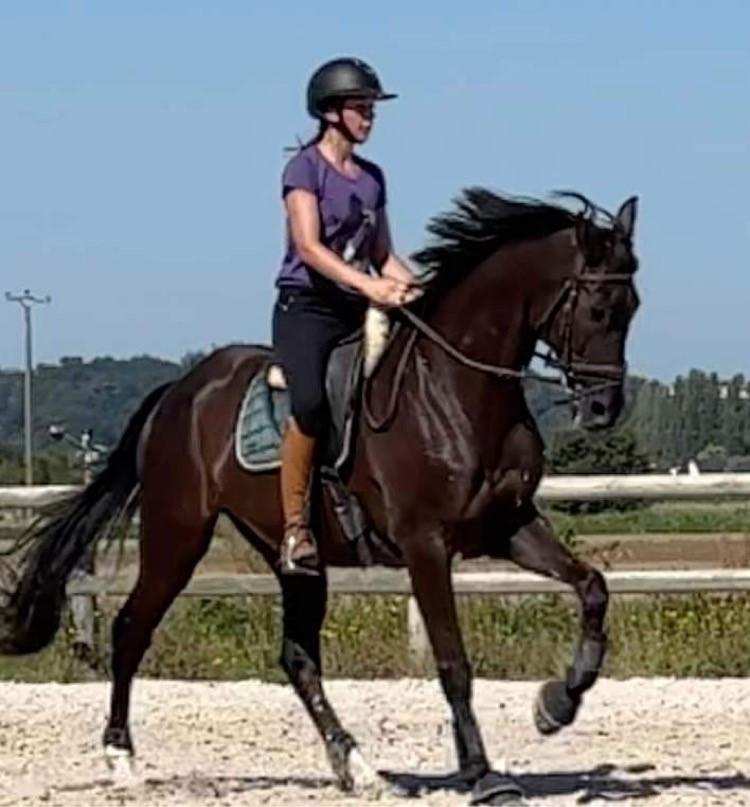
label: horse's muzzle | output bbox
[574,384,624,431]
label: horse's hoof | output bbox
[327,742,382,794]
[533,680,579,736]
[104,745,138,787]
[326,740,354,791]
[347,747,383,793]
[470,771,524,805]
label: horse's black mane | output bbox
[411,188,612,281]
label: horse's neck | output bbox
[417,232,576,436]
[525,229,578,333]
[428,243,544,370]
[437,229,577,361]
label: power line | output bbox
[5,289,51,485]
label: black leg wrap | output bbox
[452,718,471,770]
[534,634,606,736]
[457,754,490,786]
[565,633,607,697]
[103,726,133,753]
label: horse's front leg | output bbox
[404,528,523,805]
[278,574,380,793]
[506,506,609,735]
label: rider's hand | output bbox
[363,276,413,308]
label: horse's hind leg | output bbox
[506,507,608,736]
[279,574,379,793]
[103,511,216,774]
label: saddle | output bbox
[235,332,362,475]
[236,306,391,474]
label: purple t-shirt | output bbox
[277,145,386,294]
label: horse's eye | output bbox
[590,307,605,323]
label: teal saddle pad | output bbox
[235,369,291,472]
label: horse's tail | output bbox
[0,382,172,655]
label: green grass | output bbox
[5,592,750,682]
[2,501,750,683]
[547,502,750,535]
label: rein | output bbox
[363,250,633,432]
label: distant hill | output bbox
[0,355,182,451]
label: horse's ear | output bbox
[616,196,638,240]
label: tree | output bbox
[180,350,207,370]
[548,428,652,513]
[722,374,748,456]
[695,442,728,472]
[0,355,180,450]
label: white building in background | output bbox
[717,383,750,401]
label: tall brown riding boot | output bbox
[279,418,320,576]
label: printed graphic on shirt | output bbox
[329,196,376,265]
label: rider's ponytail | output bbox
[284,122,326,155]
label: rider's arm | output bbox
[285,189,374,296]
[371,208,415,285]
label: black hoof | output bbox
[470,771,524,805]
[534,680,580,736]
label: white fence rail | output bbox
[66,568,750,598]
[2,473,750,509]
[65,567,750,665]
[0,485,75,508]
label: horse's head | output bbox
[409,189,641,430]
[539,197,640,430]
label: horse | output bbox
[0,188,640,805]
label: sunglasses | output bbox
[342,101,375,118]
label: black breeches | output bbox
[272,288,365,437]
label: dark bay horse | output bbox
[0,189,639,805]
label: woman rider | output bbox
[274,57,416,575]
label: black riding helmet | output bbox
[306,58,397,119]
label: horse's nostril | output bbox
[590,400,606,417]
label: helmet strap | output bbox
[326,100,358,144]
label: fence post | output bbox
[68,445,99,668]
[407,596,431,668]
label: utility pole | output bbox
[5,290,51,485]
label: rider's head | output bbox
[306,58,397,145]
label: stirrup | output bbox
[279,525,320,577]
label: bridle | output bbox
[533,249,634,394]
[363,227,635,431]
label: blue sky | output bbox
[1,1,748,380]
